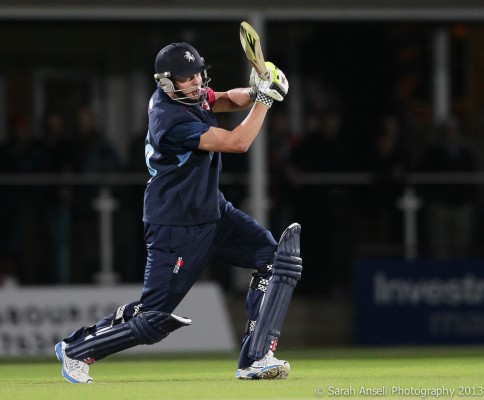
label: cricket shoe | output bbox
[55,341,94,384]
[235,350,290,380]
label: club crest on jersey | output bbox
[184,51,195,62]
[173,257,184,274]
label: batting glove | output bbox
[254,91,274,108]
[250,61,289,102]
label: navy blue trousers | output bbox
[140,201,277,312]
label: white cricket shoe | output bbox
[235,350,290,380]
[55,341,94,384]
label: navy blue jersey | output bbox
[143,87,226,225]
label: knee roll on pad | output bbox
[275,223,301,256]
[272,222,302,283]
[65,311,191,363]
[247,223,303,362]
[273,222,302,281]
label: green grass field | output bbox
[1,347,484,400]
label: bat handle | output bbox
[256,66,270,81]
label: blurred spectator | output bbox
[294,108,352,173]
[43,109,79,173]
[2,114,49,173]
[42,110,78,283]
[70,105,121,283]
[0,114,50,283]
[292,107,354,297]
[360,115,409,252]
[417,116,477,258]
[76,105,120,173]
[268,110,299,238]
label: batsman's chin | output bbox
[188,89,202,99]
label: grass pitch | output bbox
[1,347,484,400]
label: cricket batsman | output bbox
[55,41,302,383]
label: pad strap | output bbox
[249,273,270,293]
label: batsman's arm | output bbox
[198,102,268,153]
[199,61,288,153]
[211,88,255,113]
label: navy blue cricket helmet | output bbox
[154,42,211,80]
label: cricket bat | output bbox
[239,21,270,81]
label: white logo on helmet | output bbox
[184,51,195,62]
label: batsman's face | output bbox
[174,73,202,100]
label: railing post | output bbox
[92,186,119,285]
[397,185,423,261]
[433,26,451,124]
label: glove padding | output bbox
[250,61,289,102]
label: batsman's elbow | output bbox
[231,141,251,153]
[225,134,252,153]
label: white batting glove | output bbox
[250,61,289,102]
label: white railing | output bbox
[1,172,481,283]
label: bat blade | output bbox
[239,21,270,80]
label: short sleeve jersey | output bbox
[143,87,226,225]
